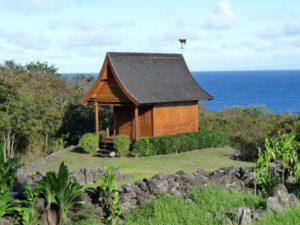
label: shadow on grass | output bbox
[71,146,86,154]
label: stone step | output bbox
[94,152,110,157]
[99,149,112,153]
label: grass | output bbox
[124,186,300,225]
[35,147,254,183]
[188,186,264,213]
[253,207,300,225]
[124,186,265,225]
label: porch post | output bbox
[95,102,99,139]
[134,105,139,140]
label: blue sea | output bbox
[193,70,300,114]
[68,70,300,114]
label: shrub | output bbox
[79,133,98,153]
[131,130,229,157]
[113,135,130,157]
[131,137,154,157]
[199,106,298,161]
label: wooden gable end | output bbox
[81,57,132,104]
[93,63,131,103]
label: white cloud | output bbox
[258,19,300,39]
[204,0,236,29]
[0,28,52,49]
[283,20,300,35]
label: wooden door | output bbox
[114,106,133,139]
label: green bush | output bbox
[131,130,229,157]
[79,133,98,153]
[113,135,130,157]
[199,106,300,161]
[132,137,154,157]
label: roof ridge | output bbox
[107,52,182,57]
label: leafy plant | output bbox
[79,133,99,153]
[268,133,300,180]
[39,162,84,225]
[0,144,20,219]
[113,135,130,157]
[98,167,122,224]
[255,133,300,196]
[15,184,41,225]
[0,183,15,218]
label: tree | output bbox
[0,61,74,160]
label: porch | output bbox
[94,102,154,143]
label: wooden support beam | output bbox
[134,106,139,140]
[113,106,117,136]
[95,102,99,139]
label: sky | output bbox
[0,0,300,73]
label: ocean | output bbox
[69,70,300,114]
[193,70,300,114]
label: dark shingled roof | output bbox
[107,52,213,104]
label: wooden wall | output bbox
[138,106,153,137]
[114,102,198,140]
[114,106,133,139]
[114,106,153,139]
[153,102,198,136]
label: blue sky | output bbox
[0,0,300,72]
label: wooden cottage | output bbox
[81,52,213,142]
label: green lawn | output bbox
[35,147,254,183]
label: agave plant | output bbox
[39,162,84,225]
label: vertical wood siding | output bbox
[138,106,153,137]
[153,102,198,136]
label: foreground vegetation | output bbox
[124,189,300,225]
[124,187,264,225]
